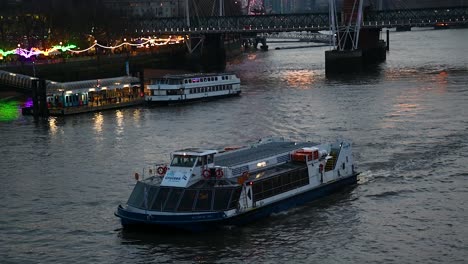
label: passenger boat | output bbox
[145,73,241,104]
[19,75,143,116]
[115,137,359,231]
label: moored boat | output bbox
[115,137,359,231]
[145,73,241,105]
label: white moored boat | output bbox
[115,137,359,231]
[145,73,241,104]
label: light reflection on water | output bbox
[281,69,320,89]
[0,28,467,263]
[48,117,58,135]
[93,112,104,134]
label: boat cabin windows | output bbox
[166,88,184,95]
[194,189,213,211]
[151,187,170,210]
[196,154,214,166]
[185,84,233,95]
[127,183,242,212]
[164,188,184,211]
[251,167,309,202]
[178,189,197,211]
[156,78,180,85]
[171,155,198,167]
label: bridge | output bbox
[125,4,467,74]
[2,4,467,85]
[262,32,332,44]
[129,6,468,35]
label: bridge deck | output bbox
[129,6,468,34]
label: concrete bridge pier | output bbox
[254,36,269,51]
[325,49,363,75]
[360,28,387,63]
[396,25,412,31]
[202,34,227,72]
[325,28,386,75]
[30,79,48,119]
[186,34,226,72]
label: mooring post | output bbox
[31,79,39,120]
[139,70,145,97]
[38,79,48,118]
[386,29,390,51]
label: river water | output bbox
[1,28,467,263]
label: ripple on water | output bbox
[1,29,468,263]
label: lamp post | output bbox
[59,41,64,62]
[124,38,130,76]
[95,39,100,69]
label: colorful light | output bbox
[1,44,77,59]
[0,100,21,122]
[24,98,34,108]
[0,36,185,60]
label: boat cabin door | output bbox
[244,185,254,209]
[196,153,215,175]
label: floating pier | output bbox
[0,70,145,116]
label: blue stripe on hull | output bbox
[115,173,358,232]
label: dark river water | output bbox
[1,28,468,263]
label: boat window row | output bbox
[127,182,242,212]
[184,75,232,84]
[156,79,181,85]
[166,88,184,95]
[45,87,140,108]
[252,168,309,202]
[189,84,233,94]
[171,155,198,167]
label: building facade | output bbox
[103,0,183,18]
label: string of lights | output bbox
[0,36,184,60]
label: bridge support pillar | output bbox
[185,34,226,72]
[254,36,268,51]
[396,25,412,32]
[360,28,386,63]
[325,50,363,75]
[186,34,225,72]
[31,79,48,119]
[325,28,386,76]
[386,29,390,51]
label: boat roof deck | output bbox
[215,141,314,167]
[158,72,236,80]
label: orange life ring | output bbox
[157,166,167,175]
[202,169,211,179]
[215,169,224,179]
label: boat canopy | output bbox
[172,148,217,156]
[47,76,140,94]
[170,149,217,168]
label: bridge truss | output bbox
[128,6,468,35]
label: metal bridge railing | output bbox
[128,6,468,35]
